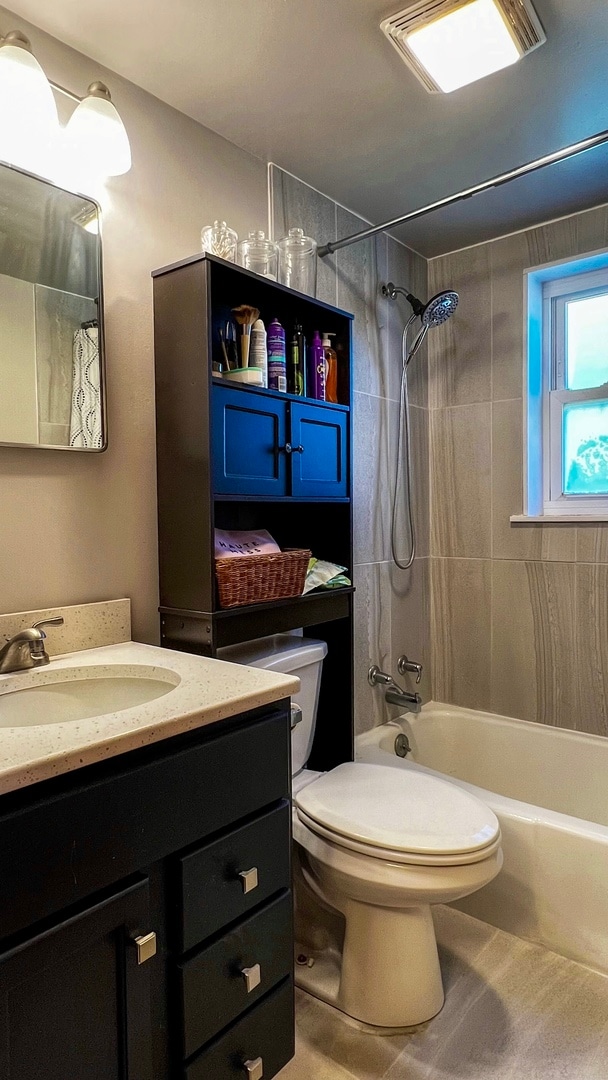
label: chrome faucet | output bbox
[368,663,422,715]
[0,617,64,675]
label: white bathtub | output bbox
[357,703,608,975]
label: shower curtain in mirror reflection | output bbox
[69,326,102,448]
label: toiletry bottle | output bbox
[296,324,307,396]
[288,330,304,395]
[267,318,287,392]
[250,318,268,387]
[308,330,326,401]
[322,332,338,403]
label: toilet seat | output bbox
[294,762,500,867]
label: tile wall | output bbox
[270,167,431,733]
[429,203,608,736]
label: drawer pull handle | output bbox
[243,1057,264,1080]
[281,443,304,455]
[239,867,259,894]
[241,963,261,993]
[130,931,157,965]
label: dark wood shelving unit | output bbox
[153,252,355,769]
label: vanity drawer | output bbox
[178,801,291,952]
[184,977,294,1080]
[179,890,292,1057]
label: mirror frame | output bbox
[0,158,106,453]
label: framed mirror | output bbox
[0,161,105,451]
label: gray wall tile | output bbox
[491,560,578,728]
[492,398,576,561]
[386,237,429,407]
[428,246,491,407]
[390,557,431,702]
[335,207,388,399]
[353,562,392,736]
[352,391,391,564]
[431,557,492,710]
[577,526,608,563]
[490,232,528,401]
[575,564,608,737]
[431,403,492,558]
[269,165,337,305]
[389,400,429,561]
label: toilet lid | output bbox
[294,762,499,856]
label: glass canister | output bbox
[237,230,278,279]
[200,220,238,262]
[277,227,317,296]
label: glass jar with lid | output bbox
[237,230,278,279]
[200,220,238,262]
[277,227,317,296]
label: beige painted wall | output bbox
[428,203,608,737]
[0,6,267,641]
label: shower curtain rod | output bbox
[317,127,608,257]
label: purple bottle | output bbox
[308,330,326,400]
[267,318,287,392]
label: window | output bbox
[523,254,608,520]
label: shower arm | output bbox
[317,126,608,258]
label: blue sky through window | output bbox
[566,294,608,390]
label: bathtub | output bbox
[356,703,608,975]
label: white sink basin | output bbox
[0,665,180,727]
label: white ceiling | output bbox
[6,0,608,256]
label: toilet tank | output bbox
[217,634,327,775]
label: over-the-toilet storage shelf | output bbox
[152,252,355,770]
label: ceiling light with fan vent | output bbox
[381,0,546,94]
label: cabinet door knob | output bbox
[281,443,304,454]
[130,931,157,965]
[239,867,259,894]
[243,1057,264,1080]
[241,963,261,993]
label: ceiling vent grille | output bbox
[380,0,546,93]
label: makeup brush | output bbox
[218,325,230,370]
[232,305,259,367]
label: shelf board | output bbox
[160,588,355,649]
[212,378,349,412]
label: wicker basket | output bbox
[215,549,311,609]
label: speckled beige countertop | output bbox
[0,641,299,795]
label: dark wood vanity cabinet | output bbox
[0,703,294,1080]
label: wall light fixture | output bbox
[0,29,131,180]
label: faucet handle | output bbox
[397,655,423,685]
[32,616,64,637]
[368,665,393,687]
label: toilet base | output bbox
[294,897,445,1029]
[295,944,430,1035]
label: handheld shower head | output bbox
[421,290,459,327]
[382,282,459,327]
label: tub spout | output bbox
[385,687,422,714]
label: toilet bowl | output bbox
[219,635,502,1030]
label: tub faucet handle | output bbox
[397,655,423,685]
[368,665,392,687]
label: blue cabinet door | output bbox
[212,387,288,496]
[290,402,348,498]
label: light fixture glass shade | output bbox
[0,34,58,173]
[64,83,131,178]
[406,0,521,93]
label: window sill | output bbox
[511,514,608,523]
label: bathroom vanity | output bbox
[0,638,297,1080]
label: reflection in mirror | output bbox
[0,162,104,450]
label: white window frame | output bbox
[520,250,608,522]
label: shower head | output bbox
[422,290,459,327]
[382,282,459,327]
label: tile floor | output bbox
[279,905,608,1079]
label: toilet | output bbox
[219,634,502,1030]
